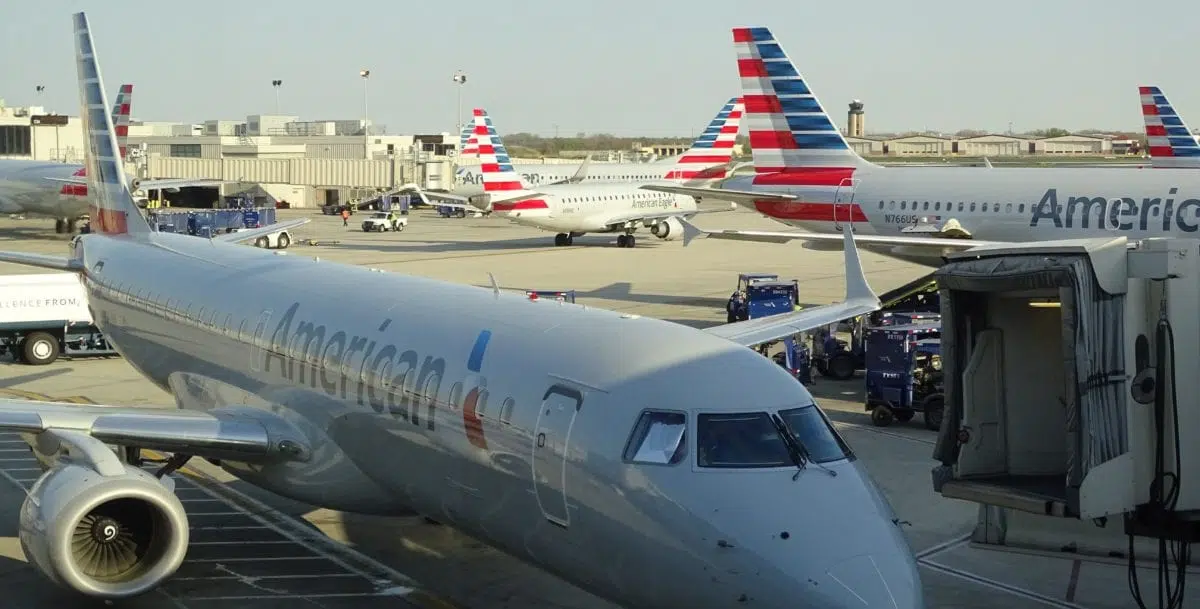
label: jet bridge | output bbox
[928,237,1198,601]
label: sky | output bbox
[3,0,1199,138]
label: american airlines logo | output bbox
[1030,187,1200,232]
[0,297,80,308]
[457,171,551,186]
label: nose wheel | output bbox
[616,234,637,248]
[554,233,574,246]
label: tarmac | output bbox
[0,205,1194,609]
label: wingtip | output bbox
[679,218,705,247]
[840,224,878,304]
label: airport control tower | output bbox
[847,100,865,137]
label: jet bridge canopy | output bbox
[930,238,1129,519]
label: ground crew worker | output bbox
[387,209,398,230]
[341,208,350,226]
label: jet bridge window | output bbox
[623,410,687,465]
[696,412,790,469]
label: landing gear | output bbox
[616,234,637,248]
[554,233,574,246]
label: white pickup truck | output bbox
[0,273,118,365]
[361,211,408,232]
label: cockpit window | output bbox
[778,405,854,463]
[623,410,687,465]
[697,412,792,468]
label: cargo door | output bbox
[531,384,583,528]
[956,329,1008,477]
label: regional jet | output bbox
[472,108,737,247]
[645,26,1200,267]
[0,83,222,234]
[435,98,745,212]
[0,13,923,609]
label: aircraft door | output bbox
[531,384,583,528]
[832,177,860,232]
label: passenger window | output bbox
[970,202,977,212]
[935,202,941,211]
[982,203,988,212]
[1019,204,1025,213]
[696,412,790,468]
[922,201,929,210]
[958,202,964,212]
[623,410,687,465]
[1005,203,1012,213]
[878,201,884,209]
[500,397,516,425]
[900,201,907,210]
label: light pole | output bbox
[271,79,282,114]
[452,71,466,133]
[360,69,370,139]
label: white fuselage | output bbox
[498,181,697,233]
[0,159,90,219]
[454,159,680,194]
[726,165,1200,264]
[64,228,920,609]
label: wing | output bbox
[0,251,81,271]
[214,217,309,244]
[677,217,1005,255]
[640,183,798,204]
[138,178,227,190]
[596,202,738,228]
[705,224,881,347]
[0,399,309,463]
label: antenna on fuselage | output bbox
[487,272,501,298]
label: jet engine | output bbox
[651,217,684,240]
[19,463,189,599]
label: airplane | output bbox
[643,26,1200,267]
[472,108,739,247]
[0,84,225,234]
[433,98,745,212]
[1140,85,1200,168]
[0,13,925,609]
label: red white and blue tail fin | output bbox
[459,121,479,157]
[1140,86,1200,168]
[473,109,538,201]
[733,26,873,185]
[73,12,150,236]
[111,84,133,161]
[662,97,744,182]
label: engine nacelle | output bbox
[651,216,684,240]
[19,463,189,599]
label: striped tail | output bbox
[473,108,538,201]
[1140,85,1200,168]
[733,26,872,187]
[662,97,744,182]
[73,12,150,236]
[459,121,479,157]
[112,84,133,161]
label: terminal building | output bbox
[0,96,1151,208]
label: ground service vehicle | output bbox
[863,324,943,429]
[361,211,408,232]
[0,273,117,365]
[727,273,799,322]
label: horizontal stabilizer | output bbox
[0,251,82,272]
[214,217,309,244]
[702,224,880,347]
[640,183,797,204]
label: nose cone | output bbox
[821,552,925,608]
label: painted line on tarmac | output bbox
[919,558,1092,609]
[832,420,937,446]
